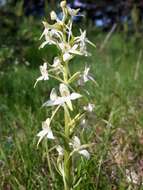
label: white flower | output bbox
[83,66,91,82]
[74,30,95,56]
[40,22,49,40]
[37,118,55,146]
[83,103,95,112]
[78,66,96,85]
[56,145,64,156]
[43,84,82,111]
[40,22,64,49]
[59,83,73,110]
[67,6,80,17]
[59,42,82,62]
[67,21,73,43]
[56,145,65,178]
[78,149,90,159]
[78,30,88,56]
[34,63,49,87]
[63,53,73,62]
[52,57,61,67]
[51,57,63,74]
[70,136,90,159]
[40,29,63,48]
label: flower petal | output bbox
[43,97,65,107]
[37,128,48,138]
[39,41,49,49]
[37,129,48,146]
[79,149,90,160]
[34,76,44,88]
[50,11,57,20]
[37,119,55,146]
[72,136,81,148]
[83,103,95,112]
[46,129,55,139]
[50,88,58,101]
[59,84,70,97]
[70,93,82,100]
[65,98,73,111]
[44,118,51,128]
[53,57,61,67]
[56,145,64,156]
[63,53,72,62]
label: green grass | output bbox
[1,24,143,189]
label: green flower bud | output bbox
[50,11,57,21]
[60,1,66,8]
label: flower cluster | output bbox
[34,1,96,189]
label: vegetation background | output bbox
[0,0,143,189]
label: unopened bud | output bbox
[63,53,72,62]
[60,1,66,8]
[50,11,57,20]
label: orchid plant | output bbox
[34,1,96,189]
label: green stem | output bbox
[63,62,72,190]
[63,62,68,82]
[48,74,65,83]
[45,141,54,182]
[64,105,72,190]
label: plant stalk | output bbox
[63,63,72,190]
[45,141,55,182]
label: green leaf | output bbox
[68,72,80,84]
